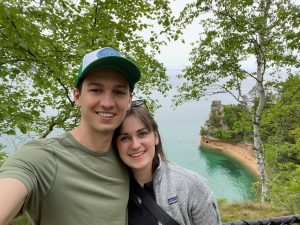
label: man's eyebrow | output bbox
[114,84,129,89]
[86,82,128,89]
[86,82,101,87]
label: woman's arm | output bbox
[190,177,221,225]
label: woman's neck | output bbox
[132,168,153,187]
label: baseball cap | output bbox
[75,47,141,92]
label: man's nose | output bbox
[99,93,115,108]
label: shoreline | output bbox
[200,136,260,177]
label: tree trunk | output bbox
[254,43,269,203]
[253,113,269,202]
[252,0,272,203]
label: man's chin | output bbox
[94,125,117,135]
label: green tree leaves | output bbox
[0,0,175,142]
[174,0,300,104]
[0,143,7,166]
[174,0,300,202]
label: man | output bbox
[0,47,141,225]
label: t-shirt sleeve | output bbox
[0,139,57,216]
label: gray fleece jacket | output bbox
[153,159,221,225]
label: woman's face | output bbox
[116,115,159,175]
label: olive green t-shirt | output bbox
[0,132,129,225]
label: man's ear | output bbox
[73,88,81,107]
[127,94,132,111]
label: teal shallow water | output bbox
[153,77,258,202]
[198,146,258,201]
[158,123,258,202]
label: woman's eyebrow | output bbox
[137,127,148,132]
[119,127,148,135]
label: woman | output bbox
[113,101,221,225]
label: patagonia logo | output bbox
[167,196,178,205]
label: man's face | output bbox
[74,68,132,135]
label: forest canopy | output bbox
[0,0,178,140]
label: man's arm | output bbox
[0,178,28,225]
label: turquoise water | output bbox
[199,147,257,201]
[154,99,258,202]
[152,73,258,202]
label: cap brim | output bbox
[79,56,141,91]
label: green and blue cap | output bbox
[75,47,141,92]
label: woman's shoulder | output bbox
[163,161,209,187]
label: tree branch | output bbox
[40,119,56,138]
[56,78,74,106]
[279,86,300,108]
[9,18,36,57]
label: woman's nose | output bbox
[131,137,141,149]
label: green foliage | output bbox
[203,75,300,209]
[213,129,232,141]
[202,103,252,143]
[0,148,7,166]
[261,76,300,211]
[223,104,252,142]
[261,75,300,163]
[250,181,262,202]
[219,199,292,223]
[174,0,300,105]
[270,163,300,213]
[261,76,300,144]
[175,0,300,202]
[0,0,177,143]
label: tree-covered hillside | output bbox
[201,75,300,212]
[174,0,300,203]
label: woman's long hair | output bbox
[113,106,167,173]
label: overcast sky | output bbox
[156,0,300,71]
[156,0,198,71]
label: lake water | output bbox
[152,70,258,202]
[1,70,258,202]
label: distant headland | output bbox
[200,100,259,177]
